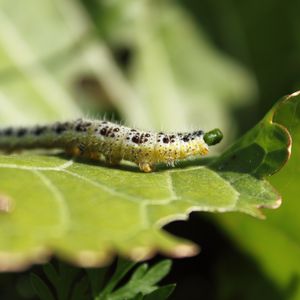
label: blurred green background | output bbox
[0,0,299,299]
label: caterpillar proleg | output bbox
[0,119,223,172]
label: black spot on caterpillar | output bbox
[0,119,223,172]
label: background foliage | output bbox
[0,0,300,299]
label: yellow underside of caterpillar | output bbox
[65,140,209,172]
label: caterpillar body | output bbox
[0,119,223,172]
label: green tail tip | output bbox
[203,128,223,146]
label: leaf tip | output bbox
[271,196,282,209]
[288,90,300,98]
[73,250,113,268]
[128,247,154,261]
[258,196,282,211]
[169,243,199,258]
[0,247,50,272]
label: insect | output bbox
[0,119,223,172]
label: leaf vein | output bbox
[32,170,70,232]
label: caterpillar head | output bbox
[203,129,223,146]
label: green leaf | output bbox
[0,144,283,270]
[143,284,176,300]
[130,2,256,131]
[70,275,90,300]
[137,260,171,287]
[107,260,172,300]
[30,273,56,300]
[30,258,173,300]
[0,1,82,124]
[31,261,86,300]
[217,91,300,299]
[86,266,108,298]
[130,263,149,281]
[0,92,291,269]
[0,0,150,126]
[132,294,144,300]
[98,258,136,299]
[42,263,59,287]
[56,261,81,300]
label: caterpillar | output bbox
[0,119,223,172]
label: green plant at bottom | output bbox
[30,258,175,300]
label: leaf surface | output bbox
[217,92,300,299]
[0,92,291,269]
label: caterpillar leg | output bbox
[167,160,175,167]
[85,151,101,160]
[66,144,99,160]
[105,155,121,166]
[138,162,153,173]
[200,145,209,156]
[65,146,83,157]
